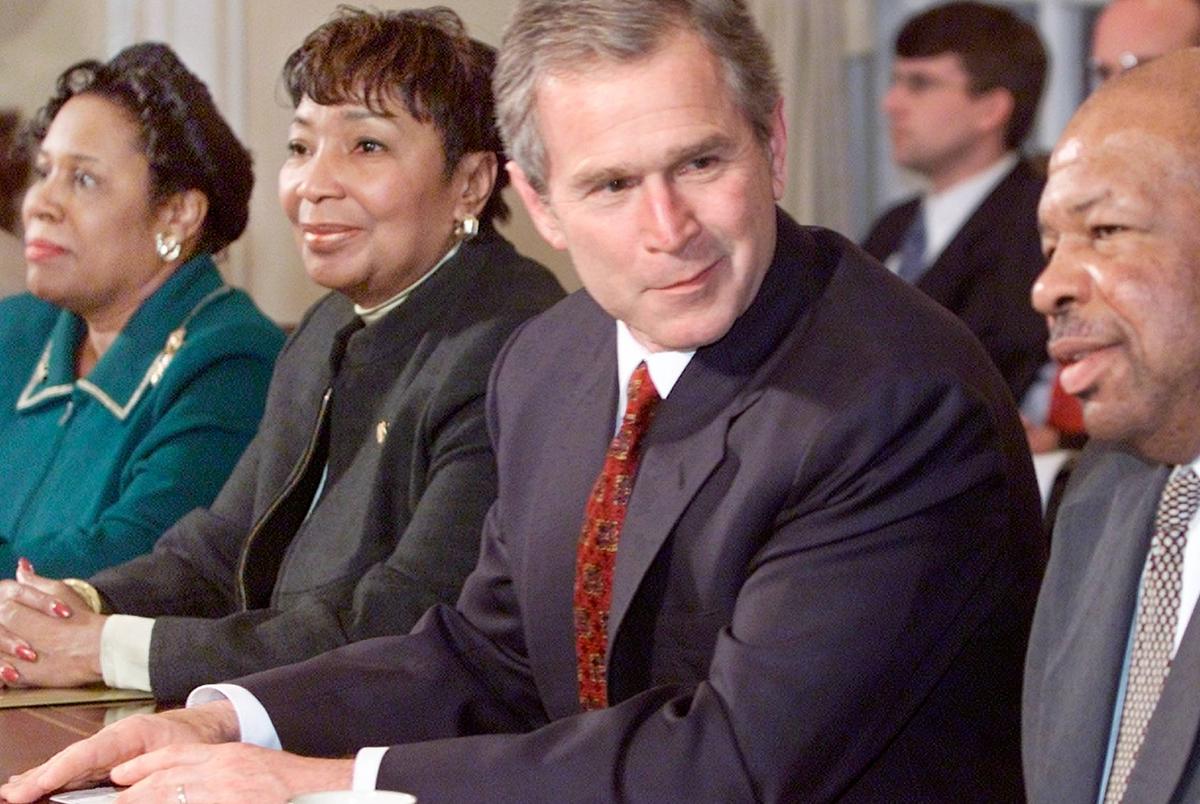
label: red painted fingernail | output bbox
[1,666,19,684]
[15,646,36,662]
[51,601,72,618]
[16,557,32,574]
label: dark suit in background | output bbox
[1024,444,1200,803]
[241,212,1045,802]
[88,231,563,702]
[862,159,1048,402]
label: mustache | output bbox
[1047,313,1104,343]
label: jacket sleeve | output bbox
[89,427,266,619]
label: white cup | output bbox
[289,793,416,804]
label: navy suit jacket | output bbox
[243,210,1045,802]
[862,158,1048,402]
[1024,444,1200,803]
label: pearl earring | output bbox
[454,215,480,240]
[156,232,182,262]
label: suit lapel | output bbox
[523,306,618,718]
[916,162,1022,304]
[605,211,828,666]
[608,361,758,651]
[1037,461,1165,801]
[862,199,918,262]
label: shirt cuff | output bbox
[99,615,154,691]
[187,683,283,750]
[353,747,388,791]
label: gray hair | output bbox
[495,0,779,193]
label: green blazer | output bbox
[0,254,283,577]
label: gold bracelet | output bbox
[62,578,106,614]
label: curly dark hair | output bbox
[282,5,509,224]
[0,110,27,233]
[25,42,254,256]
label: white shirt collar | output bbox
[353,241,462,324]
[921,152,1020,265]
[613,321,694,433]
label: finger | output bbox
[1,662,24,686]
[0,574,72,619]
[0,623,38,662]
[16,719,157,798]
[111,743,209,787]
[114,771,203,804]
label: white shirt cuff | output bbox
[99,615,155,691]
[353,747,388,791]
[187,683,282,750]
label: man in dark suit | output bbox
[2,2,1044,801]
[1022,50,1200,803]
[862,1,1048,406]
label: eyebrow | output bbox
[290,108,392,128]
[35,149,100,164]
[1067,189,1112,216]
[568,133,734,195]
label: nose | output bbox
[291,147,344,203]
[882,82,904,117]
[639,179,700,254]
[22,173,63,225]
[1031,242,1089,317]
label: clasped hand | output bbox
[0,558,105,688]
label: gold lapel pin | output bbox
[376,420,388,444]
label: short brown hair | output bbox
[896,1,1047,149]
[283,5,509,224]
[496,0,778,193]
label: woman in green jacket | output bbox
[0,43,283,578]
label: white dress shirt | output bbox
[1174,457,1200,653]
[189,319,695,790]
[884,152,1019,276]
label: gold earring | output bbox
[453,215,480,240]
[156,232,182,262]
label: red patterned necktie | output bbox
[574,361,661,710]
[1047,368,1085,435]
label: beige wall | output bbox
[0,0,577,324]
[0,1,106,118]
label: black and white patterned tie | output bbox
[1104,468,1200,803]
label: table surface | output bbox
[0,702,148,803]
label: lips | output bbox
[299,223,362,253]
[1047,335,1121,397]
[657,259,721,293]
[24,238,68,263]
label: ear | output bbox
[507,160,568,251]
[156,189,208,251]
[452,151,498,220]
[972,87,1014,140]
[766,97,788,201]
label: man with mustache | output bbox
[1023,48,1200,803]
